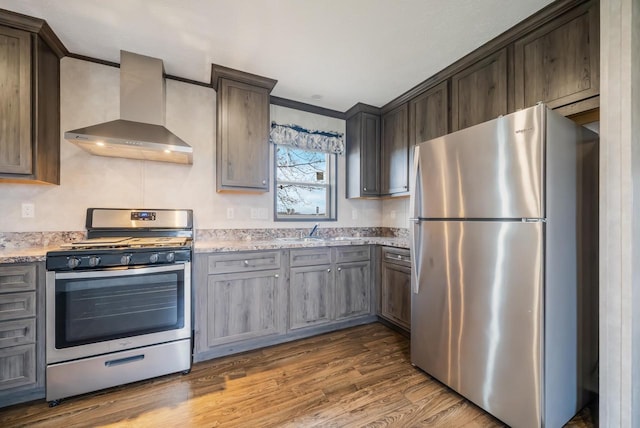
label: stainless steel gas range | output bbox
[45,208,193,406]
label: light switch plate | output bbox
[226,208,234,219]
[21,203,35,218]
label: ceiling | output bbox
[0,0,555,112]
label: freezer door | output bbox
[411,220,543,428]
[416,104,544,219]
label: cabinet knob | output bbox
[262,180,267,185]
[275,274,279,278]
[403,186,408,189]
[337,267,342,271]
[363,187,367,191]
[327,268,331,272]
[244,260,249,266]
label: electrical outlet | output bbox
[257,208,268,219]
[390,210,397,220]
[351,209,358,220]
[250,208,259,219]
[226,208,234,219]
[21,203,35,218]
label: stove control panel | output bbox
[46,248,191,271]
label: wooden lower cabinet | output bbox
[194,247,375,362]
[206,270,285,346]
[289,265,333,329]
[0,263,45,408]
[335,261,370,320]
[379,247,411,331]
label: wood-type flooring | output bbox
[0,323,595,427]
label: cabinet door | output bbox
[514,1,599,112]
[451,48,508,131]
[0,344,36,391]
[0,26,31,175]
[381,104,409,195]
[409,81,449,145]
[217,78,270,191]
[207,269,283,346]
[361,113,381,196]
[380,262,411,330]
[289,265,333,330]
[335,261,370,320]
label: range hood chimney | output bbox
[65,51,193,165]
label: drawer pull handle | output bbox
[105,354,144,367]
[244,260,249,266]
[327,268,331,272]
[275,274,279,278]
[337,267,342,272]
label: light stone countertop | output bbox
[194,237,409,253]
[0,247,54,264]
[0,237,409,264]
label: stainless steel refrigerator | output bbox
[409,104,598,428]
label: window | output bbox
[275,145,337,221]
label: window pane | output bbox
[276,146,327,184]
[276,184,327,217]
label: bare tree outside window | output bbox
[275,146,336,220]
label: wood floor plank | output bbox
[0,322,595,428]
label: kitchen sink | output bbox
[324,237,364,242]
[274,236,363,243]
[275,237,324,242]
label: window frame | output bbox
[273,144,338,222]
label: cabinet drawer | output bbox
[0,293,36,321]
[382,247,411,267]
[0,318,35,349]
[334,246,370,263]
[207,251,281,274]
[290,248,331,267]
[0,265,36,293]
[0,344,36,391]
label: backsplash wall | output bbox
[0,58,382,232]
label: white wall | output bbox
[0,58,381,232]
[381,197,409,228]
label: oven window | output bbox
[55,269,184,348]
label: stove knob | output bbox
[149,253,159,263]
[89,256,101,267]
[166,252,175,262]
[67,257,80,269]
[121,255,132,265]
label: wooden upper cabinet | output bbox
[451,48,509,132]
[0,11,63,185]
[0,27,31,176]
[514,0,599,112]
[346,104,381,198]
[212,64,277,192]
[381,103,409,195]
[409,80,449,145]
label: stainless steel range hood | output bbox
[65,51,193,165]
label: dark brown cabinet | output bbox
[0,13,63,184]
[514,0,599,113]
[346,104,381,198]
[379,247,411,331]
[212,64,277,192]
[409,81,449,146]
[381,104,409,195]
[451,48,509,132]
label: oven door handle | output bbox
[54,263,188,280]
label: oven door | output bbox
[46,263,191,364]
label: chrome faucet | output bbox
[308,223,319,238]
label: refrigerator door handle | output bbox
[409,145,422,293]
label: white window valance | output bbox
[270,122,344,155]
